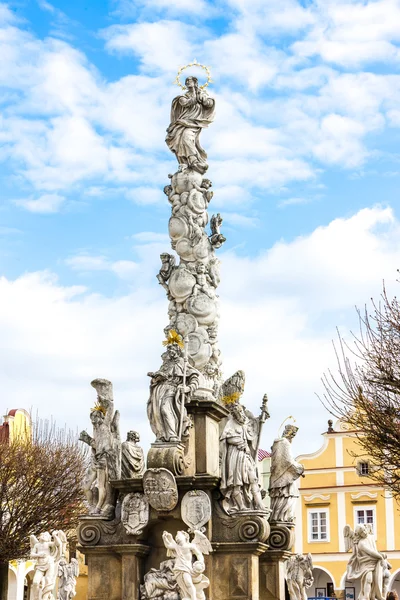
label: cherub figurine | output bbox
[30,531,66,600]
[162,529,213,600]
[193,263,215,299]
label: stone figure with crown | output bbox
[219,371,269,514]
[77,61,304,600]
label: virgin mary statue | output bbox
[166,75,215,174]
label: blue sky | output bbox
[1,0,400,454]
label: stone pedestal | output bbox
[79,544,150,600]
[187,398,229,476]
[212,542,268,600]
[259,550,291,600]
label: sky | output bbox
[1,0,400,457]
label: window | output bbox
[355,507,375,534]
[358,462,369,476]
[308,510,329,541]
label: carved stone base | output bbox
[260,550,291,600]
[146,442,185,475]
[211,542,268,600]
[78,544,150,600]
[186,399,229,477]
[267,521,295,551]
[213,503,270,543]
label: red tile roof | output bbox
[258,448,271,460]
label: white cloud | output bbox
[102,21,200,74]
[1,207,399,454]
[132,231,170,243]
[114,0,210,17]
[2,0,400,204]
[223,212,259,228]
[292,0,400,67]
[65,254,138,280]
[278,197,312,208]
[126,187,164,206]
[14,194,66,213]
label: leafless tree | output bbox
[322,281,400,500]
[0,417,87,600]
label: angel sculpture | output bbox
[344,523,388,600]
[79,378,121,518]
[30,530,66,600]
[58,557,79,600]
[162,529,213,600]
[286,553,314,600]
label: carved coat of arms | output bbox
[143,468,178,511]
[181,489,211,532]
[121,493,149,535]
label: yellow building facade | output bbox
[296,419,400,599]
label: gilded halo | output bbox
[174,60,213,90]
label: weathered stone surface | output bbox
[219,377,269,514]
[121,431,145,479]
[267,523,295,551]
[121,493,149,536]
[162,529,212,600]
[260,551,292,600]
[181,490,211,532]
[147,343,200,443]
[79,379,121,519]
[269,424,304,524]
[30,531,66,600]
[146,442,185,476]
[143,468,179,512]
[58,557,79,600]
[344,523,391,600]
[286,553,314,600]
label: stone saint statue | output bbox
[147,342,200,442]
[30,531,66,600]
[162,529,213,600]
[286,553,314,600]
[344,524,388,600]
[121,431,145,479]
[79,378,121,518]
[269,424,304,523]
[58,557,79,600]
[220,402,267,513]
[166,76,215,174]
[140,559,179,600]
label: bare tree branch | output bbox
[0,417,87,563]
[322,280,400,499]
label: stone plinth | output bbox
[186,398,229,476]
[212,542,268,600]
[79,544,150,600]
[259,550,291,600]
